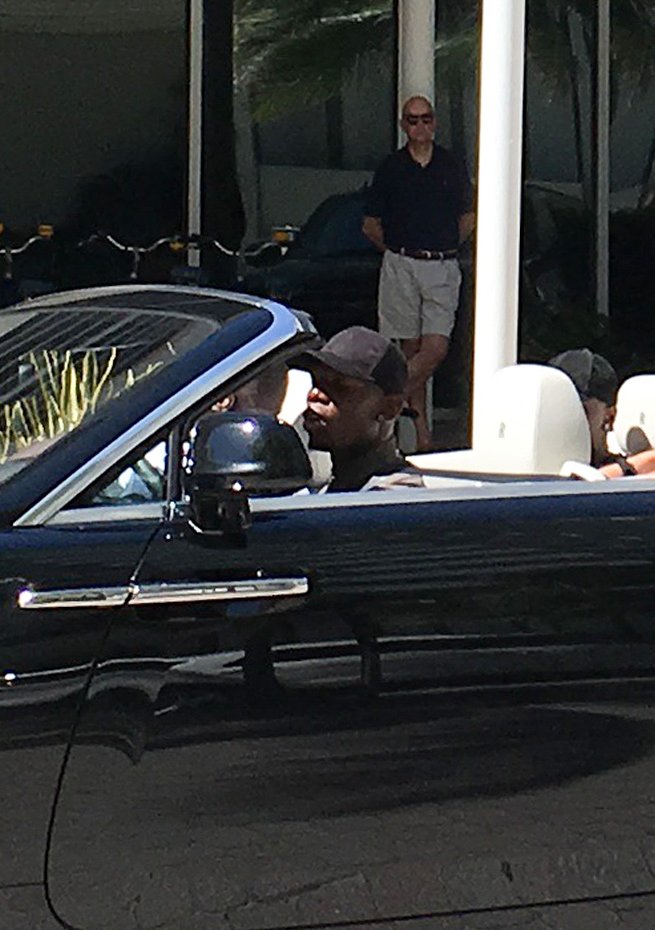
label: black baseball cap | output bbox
[548,348,617,406]
[295,326,407,395]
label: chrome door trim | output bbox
[16,302,306,528]
[17,586,130,610]
[17,577,309,610]
[129,577,309,605]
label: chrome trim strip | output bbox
[16,577,308,610]
[17,586,129,610]
[129,577,309,605]
[16,304,304,528]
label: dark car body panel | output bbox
[0,521,156,892]
[48,486,655,929]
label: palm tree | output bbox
[527,0,655,206]
[234,0,393,122]
[234,0,394,237]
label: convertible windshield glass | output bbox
[0,304,218,484]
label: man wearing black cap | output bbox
[548,348,618,467]
[296,326,422,492]
[549,348,655,478]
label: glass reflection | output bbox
[521,1,655,375]
[0,1,187,293]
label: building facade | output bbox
[1,1,654,369]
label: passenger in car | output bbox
[549,348,655,478]
[548,348,618,467]
[212,362,288,416]
[295,326,423,491]
[599,447,655,478]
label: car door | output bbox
[0,515,158,923]
[47,474,655,930]
[0,286,317,929]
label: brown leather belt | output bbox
[391,246,459,261]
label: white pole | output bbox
[397,0,435,142]
[471,0,526,446]
[187,0,203,268]
[396,0,436,444]
[596,0,610,317]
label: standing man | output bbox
[363,96,474,451]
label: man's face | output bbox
[401,97,436,144]
[583,397,615,466]
[302,364,387,452]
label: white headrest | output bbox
[612,374,655,454]
[474,364,591,473]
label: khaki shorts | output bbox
[378,249,461,339]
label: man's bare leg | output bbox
[401,334,449,452]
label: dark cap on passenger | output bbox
[295,326,407,395]
[548,348,617,406]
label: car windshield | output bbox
[0,302,219,485]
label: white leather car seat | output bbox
[410,364,591,476]
[610,374,655,455]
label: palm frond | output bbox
[235,0,392,120]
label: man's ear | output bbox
[211,394,235,413]
[605,404,616,432]
[380,394,404,421]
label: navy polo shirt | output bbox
[365,145,472,252]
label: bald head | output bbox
[401,95,434,119]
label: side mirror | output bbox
[183,412,312,534]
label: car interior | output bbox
[62,362,655,515]
[282,361,655,492]
[409,363,594,487]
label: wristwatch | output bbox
[614,454,638,476]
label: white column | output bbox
[397,0,436,442]
[187,0,203,268]
[397,0,435,137]
[595,0,610,317]
[471,0,526,446]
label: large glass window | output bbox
[233,1,395,240]
[432,0,481,414]
[0,1,188,292]
[520,1,655,376]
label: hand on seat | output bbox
[559,461,607,481]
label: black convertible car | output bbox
[3,285,655,930]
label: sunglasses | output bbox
[404,113,434,125]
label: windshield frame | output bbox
[0,289,314,526]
